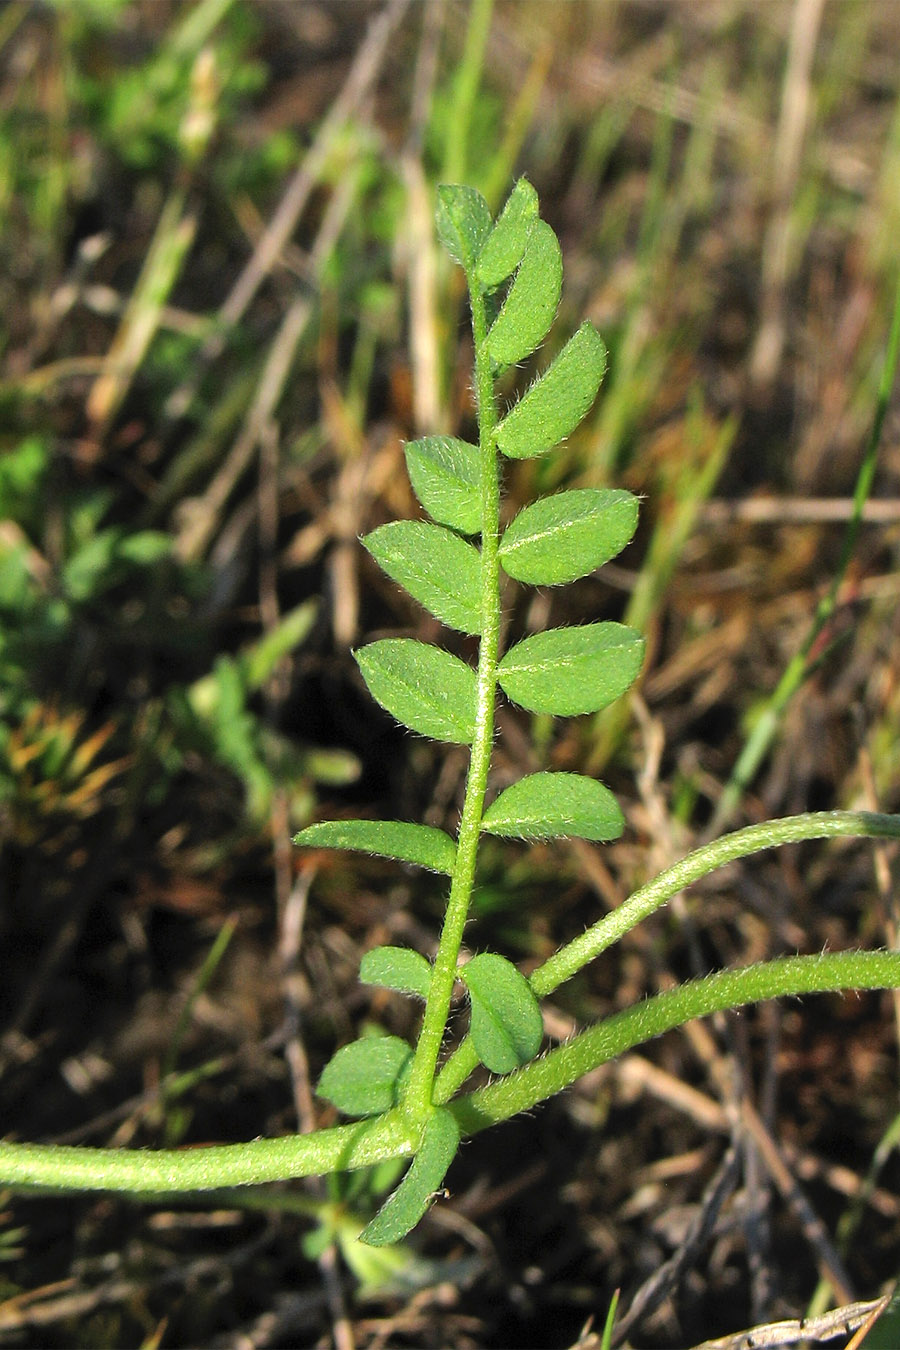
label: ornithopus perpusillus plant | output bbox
[2,180,900,1252]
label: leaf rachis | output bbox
[298,179,640,1240]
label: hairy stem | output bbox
[452,949,900,1133]
[0,1111,413,1195]
[434,810,900,1102]
[532,810,900,997]
[5,949,900,1195]
[403,259,502,1119]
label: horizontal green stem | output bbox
[0,1111,414,1196]
[6,951,900,1195]
[451,949,900,1134]
[433,811,900,1101]
[3,814,899,1197]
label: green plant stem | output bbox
[452,949,900,1133]
[0,1111,413,1195]
[709,269,900,834]
[403,259,502,1120]
[532,810,900,994]
[433,810,900,1103]
[4,946,900,1196]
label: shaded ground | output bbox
[1,1,900,1346]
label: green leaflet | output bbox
[404,434,483,534]
[476,176,538,290]
[497,622,644,716]
[461,953,543,1075]
[355,640,477,743]
[363,521,482,635]
[482,771,624,842]
[495,322,607,459]
[499,488,638,586]
[317,1035,412,1118]
[404,435,483,536]
[435,185,491,272]
[292,820,457,874]
[360,946,432,998]
[361,1107,459,1246]
[486,220,562,367]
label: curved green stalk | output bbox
[451,949,900,1134]
[4,948,900,1195]
[4,813,899,1195]
[433,810,900,1103]
[0,1111,412,1195]
[403,259,502,1120]
[531,810,900,996]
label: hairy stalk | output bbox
[0,1111,413,1194]
[452,949,900,1134]
[403,261,501,1118]
[531,810,900,995]
[4,947,900,1195]
[433,810,900,1103]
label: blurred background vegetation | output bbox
[1,1,900,1345]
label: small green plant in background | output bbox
[2,182,900,1282]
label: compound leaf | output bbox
[363,521,482,634]
[293,820,457,874]
[318,1035,412,1118]
[461,953,543,1075]
[498,623,644,716]
[355,640,477,744]
[436,185,491,272]
[482,771,624,842]
[476,176,538,290]
[495,322,607,459]
[361,1107,459,1246]
[404,436,482,535]
[499,488,638,586]
[359,946,432,998]
[486,220,562,367]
